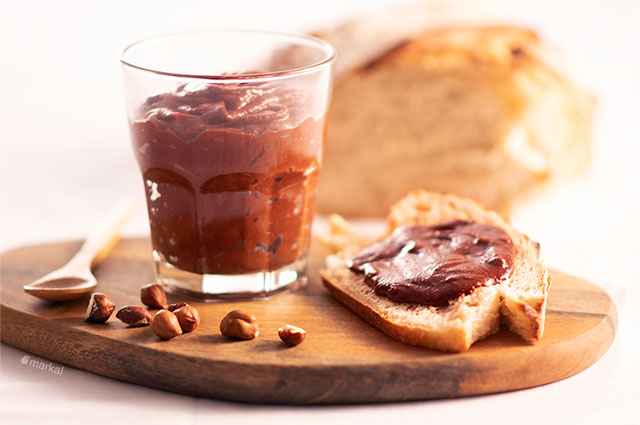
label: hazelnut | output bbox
[140,283,167,309]
[85,293,115,323]
[167,302,189,312]
[116,305,153,326]
[220,310,259,340]
[278,324,307,346]
[173,305,200,332]
[152,310,182,340]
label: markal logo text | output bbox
[21,355,64,375]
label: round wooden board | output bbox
[0,238,617,404]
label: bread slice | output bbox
[320,190,551,352]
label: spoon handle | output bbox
[71,199,139,269]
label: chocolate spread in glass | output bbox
[130,82,323,274]
[349,220,514,305]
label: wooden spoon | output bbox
[23,199,138,301]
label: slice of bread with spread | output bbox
[320,190,551,352]
[316,19,595,217]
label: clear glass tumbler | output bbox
[121,30,334,299]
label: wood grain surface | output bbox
[0,238,617,404]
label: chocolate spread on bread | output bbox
[130,82,323,274]
[349,220,514,305]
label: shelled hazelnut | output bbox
[116,305,153,326]
[278,324,306,346]
[152,310,182,340]
[85,293,115,323]
[167,302,188,312]
[140,283,167,309]
[173,305,200,332]
[220,310,259,340]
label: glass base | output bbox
[152,250,308,300]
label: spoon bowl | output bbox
[24,276,97,302]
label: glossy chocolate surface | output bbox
[349,220,514,305]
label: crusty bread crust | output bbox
[321,190,551,352]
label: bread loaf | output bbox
[320,190,551,352]
[317,23,595,217]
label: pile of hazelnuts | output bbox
[84,285,306,346]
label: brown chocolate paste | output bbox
[130,82,323,274]
[348,220,514,305]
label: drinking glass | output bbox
[121,30,334,299]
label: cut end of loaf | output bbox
[316,23,594,218]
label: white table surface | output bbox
[1,1,638,424]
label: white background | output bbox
[1,1,638,424]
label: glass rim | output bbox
[120,29,336,82]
